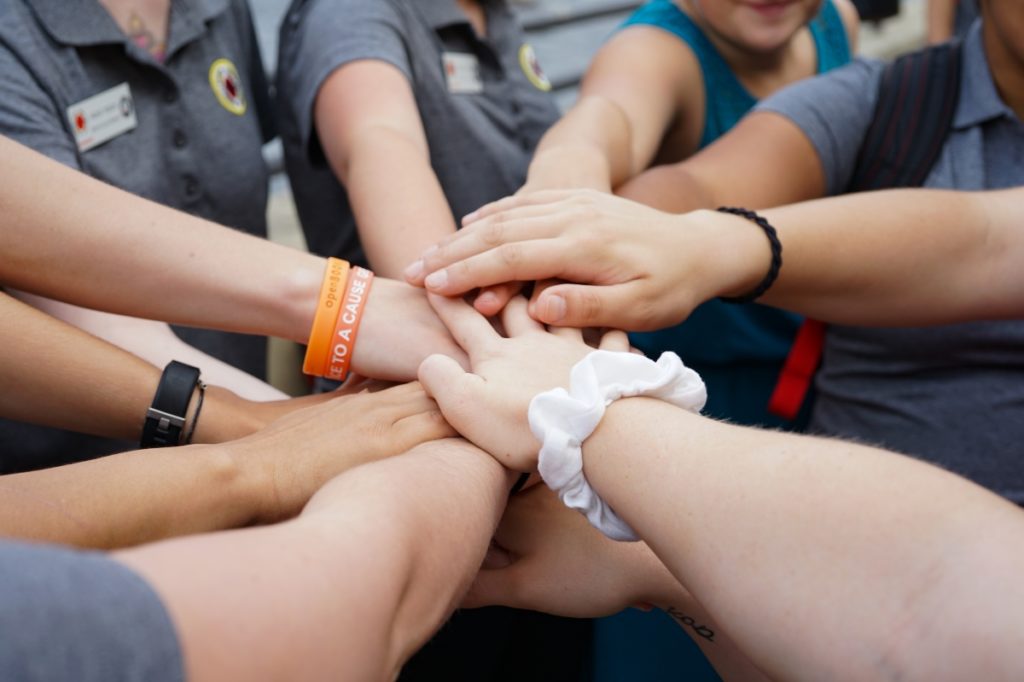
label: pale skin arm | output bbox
[0,295,453,549]
[417,296,1024,682]
[13,293,286,401]
[315,61,458,278]
[465,484,772,682]
[522,27,696,193]
[115,439,513,681]
[406,187,1024,329]
[0,135,467,380]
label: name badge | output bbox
[66,83,138,153]
[442,52,483,94]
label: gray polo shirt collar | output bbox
[27,0,228,58]
[954,20,1016,130]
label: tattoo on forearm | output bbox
[666,606,715,642]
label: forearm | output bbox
[526,96,635,191]
[117,439,512,681]
[341,129,457,277]
[15,293,286,401]
[0,442,265,549]
[616,161,716,212]
[0,136,322,342]
[711,188,1024,325]
[585,399,1024,680]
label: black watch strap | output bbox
[140,361,201,448]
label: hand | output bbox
[464,485,685,617]
[404,190,766,329]
[225,382,454,521]
[353,277,469,381]
[417,294,628,471]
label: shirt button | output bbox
[173,130,187,148]
[183,175,200,198]
[163,90,178,104]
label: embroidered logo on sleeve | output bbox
[208,58,247,115]
[519,44,551,92]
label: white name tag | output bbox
[66,83,138,153]
[442,52,483,94]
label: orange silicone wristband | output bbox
[302,258,350,376]
[324,266,374,382]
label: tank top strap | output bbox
[809,0,851,72]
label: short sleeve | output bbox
[0,541,184,682]
[276,0,411,156]
[755,58,885,195]
[0,29,80,169]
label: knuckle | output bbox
[577,289,603,323]
[497,242,523,269]
[482,217,506,246]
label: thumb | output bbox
[531,283,638,329]
[417,353,483,430]
[462,565,521,610]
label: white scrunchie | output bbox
[529,350,707,541]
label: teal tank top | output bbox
[620,0,850,426]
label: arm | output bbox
[522,27,697,193]
[14,293,286,401]
[409,187,1024,328]
[0,135,467,379]
[466,485,772,682]
[115,439,512,680]
[0,369,452,549]
[417,296,1024,682]
[615,111,826,212]
[315,61,457,277]
[927,0,957,43]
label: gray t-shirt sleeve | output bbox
[0,36,80,169]
[278,0,411,157]
[0,541,183,682]
[755,58,885,195]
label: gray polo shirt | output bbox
[758,20,1024,501]
[276,0,560,263]
[0,0,272,465]
[0,540,183,682]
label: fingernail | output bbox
[424,269,448,290]
[404,259,424,281]
[543,295,566,322]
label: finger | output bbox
[530,281,649,329]
[407,211,570,286]
[598,330,630,352]
[473,281,523,317]
[392,408,456,442]
[549,325,584,341]
[416,354,486,434]
[501,296,544,336]
[427,292,500,357]
[461,189,576,226]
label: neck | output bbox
[455,0,487,38]
[678,0,792,73]
[984,21,1024,120]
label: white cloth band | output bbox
[529,350,707,542]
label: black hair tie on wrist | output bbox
[716,207,782,304]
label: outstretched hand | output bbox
[404,190,763,328]
[417,294,628,471]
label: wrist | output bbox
[191,441,275,525]
[189,385,266,444]
[689,209,773,299]
[280,255,327,343]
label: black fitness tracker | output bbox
[140,360,201,448]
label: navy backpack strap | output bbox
[849,40,963,191]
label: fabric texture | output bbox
[531,351,707,541]
[276,0,561,264]
[0,0,271,467]
[758,19,1024,502]
[620,0,851,428]
[0,540,183,682]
